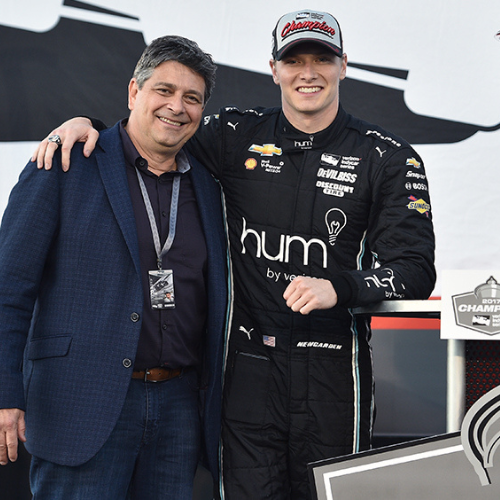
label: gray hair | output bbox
[133,35,217,104]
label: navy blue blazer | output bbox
[0,123,228,481]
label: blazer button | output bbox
[123,358,132,368]
[130,312,140,322]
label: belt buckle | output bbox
[145,369,157,383]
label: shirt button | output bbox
[123,358,132,368]
[162,324,167,330]
[130,312,140,322]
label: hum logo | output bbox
[240,218,328,268]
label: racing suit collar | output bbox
[278,105,349,152]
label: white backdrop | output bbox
[2,0,500,296]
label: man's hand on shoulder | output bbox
[0,408,26,465]
[283,276,338,315]
[32,117,99,172]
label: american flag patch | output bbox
[263,335,276,347]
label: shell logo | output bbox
[245,158,258,170]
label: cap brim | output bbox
[276,39,342,60]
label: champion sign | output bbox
[452,276,500,335]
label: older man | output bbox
[0,36,228,499]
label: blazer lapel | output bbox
[95,124,141,276]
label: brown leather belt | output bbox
[132,367,182,382]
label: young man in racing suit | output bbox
[33,9,435,500]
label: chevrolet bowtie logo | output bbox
[406,157,421,168]
[248,144,283,156]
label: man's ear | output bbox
[340,53,348,81]
[269,59,280,86]
[128,78,139,111]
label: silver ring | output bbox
[48,134,62,145]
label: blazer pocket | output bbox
[27,335,73,360]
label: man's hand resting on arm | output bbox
[32,117,99,171]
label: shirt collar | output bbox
[119,119,191,174]
[277,105,348,152]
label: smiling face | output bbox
[270,43,347,133]
[126,60,205,168]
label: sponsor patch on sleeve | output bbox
[407,195,431,216]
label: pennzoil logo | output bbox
[407,195,430,216]
[406,157,421,169]
[248,144,282,156]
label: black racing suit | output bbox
[93,104,435,499]
[188,104,435,500]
